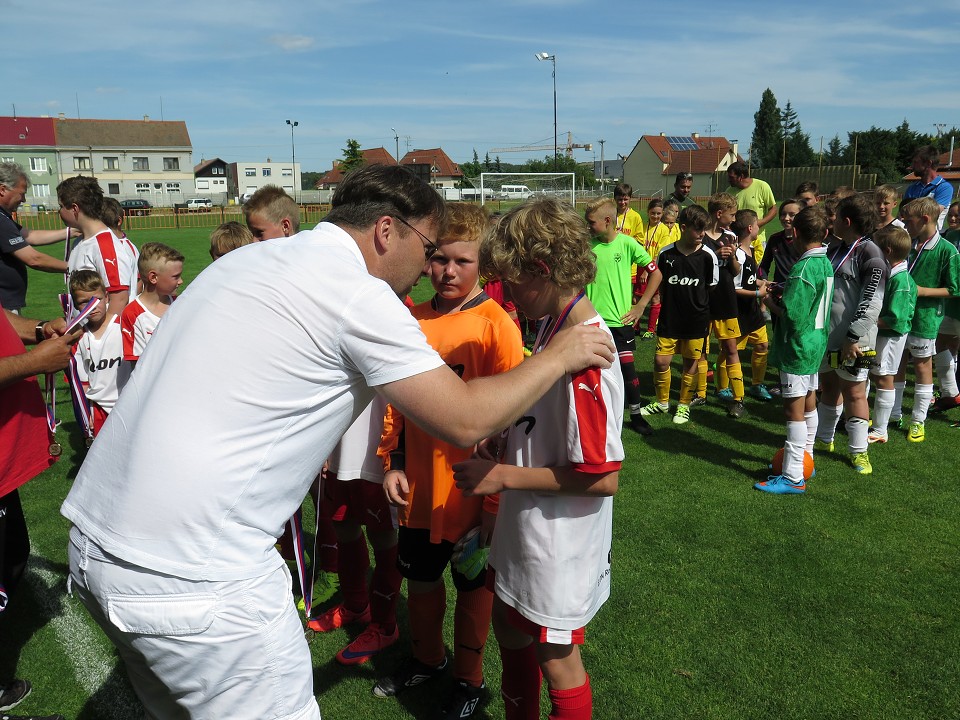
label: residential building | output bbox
[54,116,193,207]
[400,148,462,190]
[230,160,302,202]
[194,158,232,202]
[622,134,740,198]
[315,147,397,190]
[0,116,59,209]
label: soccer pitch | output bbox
[8,226,960,719]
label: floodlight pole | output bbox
[535,52,558,171]
[599,139,605,194]
[391,127,400,164]
[286,119,298,201]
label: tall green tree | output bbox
[483,152,492,172]
[750,88,782,169]
[780,101,816,167]
[340,139,365,172]
[824,135,847,165]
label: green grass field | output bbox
[7,225,960,719]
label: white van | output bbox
[498,184,532,200]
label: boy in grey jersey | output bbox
[815,194,888,476]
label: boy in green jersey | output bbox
[756,206,834,494]
[584,197,662,435]
[891,197,960,441]
[867,226,917,443]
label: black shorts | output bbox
[610,325,636,354]
[396,527,485,591]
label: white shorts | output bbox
[939,315,960,336]
[870,334,908,376]
[906,335,937,359]
[68,527,321,720]
[779,371,818,399]
[819,355,870,383]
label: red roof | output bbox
[643,135,738,175]
[316,147,397,187]
[399,148,462,178]
[0,116,57,146]
[903,149,960,181]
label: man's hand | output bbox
[842,339,862,363]
[30,330,82,375]
[542,323,614,373]
[383,469,410,507]
[453,458,504,497]
[43,317,69,339]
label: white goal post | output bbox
[479,173,576,206]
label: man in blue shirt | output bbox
[903,145,954,231]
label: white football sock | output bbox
[934,350,959,397]
[816,403,843,442]
[846,416,869,454]
[784,421,807,482]
[872,388,895,436]
[912,383,934,423]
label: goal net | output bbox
[480,173,576,206]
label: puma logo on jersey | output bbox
[398,557,412,569]
[577,382,599,401]
[104,258,116,265]
[662,257,676,267]
[501,692,521,707]
[366,508,382,522]
[121,327,132,337]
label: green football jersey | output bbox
[586,233,653,328]
[878,263,917,337]
[772,247,834,375]
[908,234,960,338]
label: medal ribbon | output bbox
[533,291,584,355]
[58,294,95,442]
[44,296,101,445]
[828,236,863,275]
[908,235,934,274]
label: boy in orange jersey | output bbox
[377,203,524,719]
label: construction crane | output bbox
[490,132,592,157]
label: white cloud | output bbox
[269,34,315,52]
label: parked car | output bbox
[120,198,152,216]
[186,198,213,211]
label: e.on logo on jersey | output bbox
[668,276,700,286]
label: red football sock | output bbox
[408,583,446,666]
[499,643,542,720]
[453,586,494,687]
[646,302,661,334]
[369,543,402,631]
[336,534,369,612]
[548,674,592,720]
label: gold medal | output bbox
[85,436,94,449]
[48,442,62,457]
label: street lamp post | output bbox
[534,52,557,171]
[286,119,298,201]
[391,127,400,165]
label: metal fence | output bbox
[712,165,880,200]
[16,205,333,232]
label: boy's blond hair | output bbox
[481,197,596,289]
[902,196,940,223]
[138,242,185,278]
[707,192,737,214]
[873,225,912,263]
[440,203,489,246]
[585,197,616,218]
[242,186,300,232]
[875,184,899,202]
[210,221,255,259]
[69,269,105,298]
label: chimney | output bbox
[692,132,700,139]
[143,115,150,121]
[659,132,666,137]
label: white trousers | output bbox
[68,527,321,720]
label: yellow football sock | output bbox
[696,357,708,397]
[655,367,672,404]
[753,348,768,386]
[716,357,729,392]
[728,362,745,401]
[679,372,697,405]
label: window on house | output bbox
[104,157,120,171]
[1,157,13,164]
[166,183,181,193]
[107,183,120,194]
[197,180,210,190]
[29,157,47,172]
[212,166,224,175]
[136,183,150,193]
[245,168,256,177]
[163,157,180,171]
[74,156,91,171]
[32,184,50,197]
[262,168,272,177]
[133,157,150,171]
[282,168,293,176]
[282,185,294,194]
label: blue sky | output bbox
[10,0,960,172]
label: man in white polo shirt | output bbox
[61,164,614,719]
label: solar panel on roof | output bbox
[667,136,699,151]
